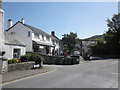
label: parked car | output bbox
[90,56,103,60]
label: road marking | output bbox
[2,68,56,86]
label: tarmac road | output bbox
[2,59,119,88]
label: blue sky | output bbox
[3,2,118,39]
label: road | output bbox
[3,59,119,88]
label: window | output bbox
[46,36,49,41]
[34,33,39,39]
[41,34,44,40]
[28,31,30,37]
[13,49,21,58]
[52,40,55,45]
[11,32,15,35]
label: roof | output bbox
[6,21,60,41]
[24,24,59,41]
[4,32,26,46]
[24,24,50,36]
[33,40,54,47]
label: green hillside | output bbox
[83,34,105,41]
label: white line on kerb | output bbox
[2,68,56,86]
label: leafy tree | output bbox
[105,13,120,55]
[90,13,120,56]
[62,32,81,53]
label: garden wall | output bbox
[8,61,35,72]
[41,54,79,65]
[40,54,63,64]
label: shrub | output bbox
[20,54,31,62]
[8,59,20,64]
[20,53,44,64]
[29,53,44,64]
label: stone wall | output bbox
[8,61,35,72]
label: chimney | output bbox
[8,19,13,29]
[21,18,25,24]
[51,31,55,36]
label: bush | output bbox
[20,54,31,62]
[8,59,20,64]
[29,53,44,64]
[20,53,44,67]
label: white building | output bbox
[0,1,26,59]
[0,0,4,56]
[81,40,98,53]
[3,32,26,59]
[7,19,60,55]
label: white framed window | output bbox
[11,32,15,35]
[41,34,44,40]
[34,33,39,39]
[13,49,21,58]
[28,31,31,37]
[46,36,50,41]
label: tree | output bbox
[105,13,120,55]
[90,13,120,57]
[62,32,81,54]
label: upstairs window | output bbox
[46,36,50,41]
[11,32,15,35]
[34,33,39,39]
[41,34,44,40]
[28,31,31,37]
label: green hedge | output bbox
[40,54,79,65]
[20,53,44,65]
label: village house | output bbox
[0,0,4,56]
[81,40,98,53]
[6,19,60,55]
[0,0,26,60]
[3,32,26,59]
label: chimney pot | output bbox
[8,19,13,29]
[21,18,25,24]
[51,31,55,36]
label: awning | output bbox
[33,40,55,47]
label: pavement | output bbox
[2,65,55,84]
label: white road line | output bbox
[2,68,56,86]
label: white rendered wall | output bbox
[7,23,33,52]
[4,44,26,59]
[0,9,4,53]
[32,33,53,45]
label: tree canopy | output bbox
[61,32,81,53]
[90,13,120,57]
[105,13,120,55]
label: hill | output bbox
[82,34,105,41]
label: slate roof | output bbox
[24,24,49,36]
[24,24,59,41]
[33,40,54,47]
[4,32,26,46]
[7,21,59,41]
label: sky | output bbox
[3,2,118,39]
